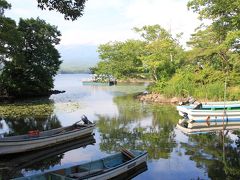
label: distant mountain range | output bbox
[58,45,99,73]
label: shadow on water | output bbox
[111,162,148,180]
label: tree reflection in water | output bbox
[97,95,179,160]
[181,130,240,179]
[0,100,61,136]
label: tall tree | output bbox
[135,25,184,81]
[95,40,145,79]
[187,0,240,73]
[187,0,240,36]
[0,0,17,66]
[0,18,62,97]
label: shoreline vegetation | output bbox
[0,90,65,103]
[1,1,239,104]
[89,0,240,102]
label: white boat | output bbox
[176,123,240,135]
[0,116,95,155]
[186,109,240,121]
[176,103,240,117]
[13,149,148,180]
[0,135,96,179]
[179,118,240,128]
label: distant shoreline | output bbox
[58,71,90,74]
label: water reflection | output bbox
[98,95,179,160]
[112,162,148,180]
[0,99,62,136]
[180,130,240,179]
[0,74,240,179]
[0,135,96,179]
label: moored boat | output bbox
[0,115,95,155]
[179,118,240,129]
[82,81,116,86]
[176,122,240,135]
[0,135,96,180]
[81,74,117,86]
[186,109,240,120]
[13,149,148,180]
[176,103,240,117]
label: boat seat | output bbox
[121,148,135,160]
[68,169,103,178]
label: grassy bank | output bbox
[147,67,240,101]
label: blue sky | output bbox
[5,0,201,65]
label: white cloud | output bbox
[6,0,201,47]
[123,0,200,45]
[61,29,138,46]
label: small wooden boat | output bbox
[13,149,148,180]
[0,115,95,155]
[176,122,240,135]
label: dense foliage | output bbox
[93,25,185,81]
[92,1,240,100]
[92,40,146,79]
[36,0,87,20]
[0,0,62,98]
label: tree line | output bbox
[0,0,239,100]
[92,0,240,100]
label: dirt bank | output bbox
[137,93,185,104]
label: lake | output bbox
[0,74,239,179]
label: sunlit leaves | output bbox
[36,0,87,21]
[95,40,146,79]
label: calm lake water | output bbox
[0,74,239,179]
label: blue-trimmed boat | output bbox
[176,122,240,135]
[13,149,148,180]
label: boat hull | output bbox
[187,111,240,120]
[176,123,240,135]
[0,124,95,155]
[13,150,148,180]
[88,152,147,180]
[177,101,240,120]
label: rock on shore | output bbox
[137,93,183,104]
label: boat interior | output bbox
[0,124,91,141]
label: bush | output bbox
[149,66,240,100]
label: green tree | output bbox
[36,0,87,20]
[95,40,145,79]
[0,0,20,67]
[0,0,10,15]
[187,0,240,74]
[188,0,240,68]
[135,25,185,81]
[188,25,240,72]
[0,18,62,97]
[187,0,240,36]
